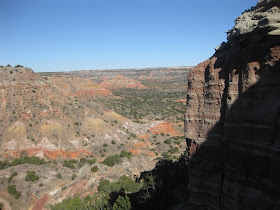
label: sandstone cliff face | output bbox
[185,0,280,209]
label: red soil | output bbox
[131,141,151,149]
[129,148,155,157]
[137,134,150,140]
[32,194,50,210]
[149,122,178,136]
[3,148,92,160]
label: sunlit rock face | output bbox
[185,0,280,209]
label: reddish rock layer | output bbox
[48,76,111,97]
[32,194,50,210]
[185,1,280,209]
[100,74,148,89]
[3,148,92,159]
[150,122,182,137]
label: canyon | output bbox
[0,65,190,209]
[1,0,279,209]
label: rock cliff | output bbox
[185,0,280,209]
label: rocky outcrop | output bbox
[227,0,280,40]
[185,0,280,209]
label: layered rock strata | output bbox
[185,0,280,209]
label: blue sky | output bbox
[1,0,258,72]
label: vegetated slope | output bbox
[0,66,145,160]
[0,66,159,209]
[0,66,189,209]
[185,0,280,209]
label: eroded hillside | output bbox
[0,66,190,209]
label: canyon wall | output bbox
[185,0,280,209]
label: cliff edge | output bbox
[185,0,280,209]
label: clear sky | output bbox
[1,0,258,72]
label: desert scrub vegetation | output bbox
[7,185,21,199]
[113,195,132,210]
[49,154,189,210]
[71,174,77,180]
[62,159,78,169]
[80,157,96,165]
[51,175,138,209]
[50,196,89,210]
[62,157,97,169]
[102,150,133,166]
[8,171,18,183]
[25,170,39,182]
[120,150,132,159]
[91,166,98,172]
[0,156,46,170]
[96,88,187,123]
[56,173,62,179]
[99,176,142,194]
[101,154,121,166]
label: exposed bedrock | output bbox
[185,0,280,209]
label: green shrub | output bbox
[118,176,141,192]
[164,139,171,144]
[56,173,62,179]
[9,156,47,167]
[98,176,141,194]
[98,180,112,193]
[113,195,132,210]
[25,171,39,182]
[91,166,98,172]
[111,140,116,144]
[120,150,132,159]
[8,171,18,183]
[7,185,21,199]
[71,174,77,180]
[101,155,121,166]
[62,160,77,169]
[168,147,179,154]
[50,196,86,210]
[162,152,171,160]
[87,158,96,165]
[103,143,108,147]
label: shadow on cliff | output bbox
[108,154,189,210]
[187,36,280,209]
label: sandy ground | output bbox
[0,197,12,210]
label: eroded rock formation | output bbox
[185,0,280,209]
